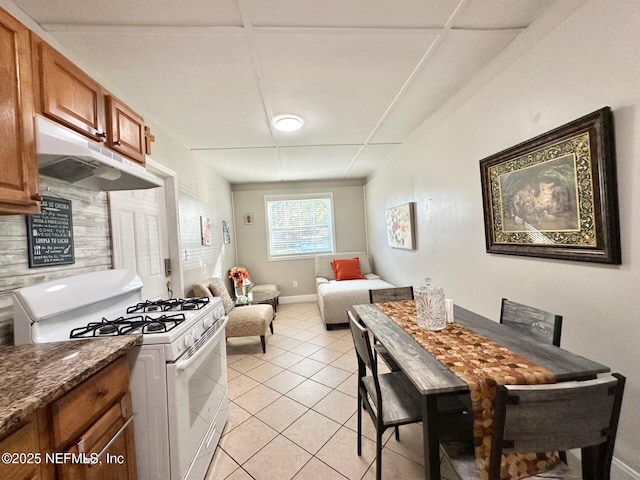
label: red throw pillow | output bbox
[333,257,365,281]
[330,259,339,279]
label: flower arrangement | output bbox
[229,266,249,286]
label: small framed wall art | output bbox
[386,202,416,250]
[222,220,231,244]
[200,216,212,246]
[243,213,254,225]
[479,107,620,264]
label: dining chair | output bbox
[500,298,563,347]
[368,287,414,371]
[440,373,626,480]
[500,298,567,461]
[348,311,423,480]
[369,286,414,304]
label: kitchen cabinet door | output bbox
[57,393,137,480]
[106,95,146,166]
[0,8,39,214]
[38,42,107,143]
[0,416,41,480]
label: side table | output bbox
[235,290,280,313]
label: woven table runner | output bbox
[375,300,559,480]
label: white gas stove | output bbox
[12,269,228,480]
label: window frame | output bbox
[264,192,336,261]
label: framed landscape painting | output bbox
[386,202,416,250]
[479,107,620,264]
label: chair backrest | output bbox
[348,311,376,373]
[488,374,626,480]
[369,286,414,303]
[500,298,563,347]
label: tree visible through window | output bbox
[265,194,335,259]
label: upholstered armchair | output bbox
[192,277,274,353]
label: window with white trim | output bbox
[265,193,335,260]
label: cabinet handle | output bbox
[31,193,42,201]
[113,140,122,146]
[95,132,107,142]
[96,387,108,397]
[79,413,136,459]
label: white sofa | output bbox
[315,251,393,329]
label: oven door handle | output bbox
[175,316,228,372]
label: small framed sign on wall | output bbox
[26,196,75,267]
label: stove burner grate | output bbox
[70,315,145,338]
[120,313,186,335]
[70,312,188,338]
[126,297,210,314]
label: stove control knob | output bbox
[203,316,213,329]
[193,328,202,341]
[184,334,195,349]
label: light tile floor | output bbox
[206,301,460,480]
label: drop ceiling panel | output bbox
[12,0,243,26]
[10,0,568,184]
[51,30,271,148]
[195,148,282,184]
[256,31,439,146]
[347,144,399,178]
[279,145,363,181]
[372,29,519,144]
[453,0,556,29]
[245,0,460,28]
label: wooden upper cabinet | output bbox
[107,95,146,165]
[33,39,147,166]
[37,42,107,143]
[0,8,39,214]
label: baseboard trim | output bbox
[570,450,639,480]
[613,456,640,480]
[279,294,317,304]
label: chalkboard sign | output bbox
[26,196,75,268]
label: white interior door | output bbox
[110,186,169,300]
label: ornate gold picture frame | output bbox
[480,107,620,264]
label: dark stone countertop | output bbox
[0,336,142,438]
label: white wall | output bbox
[146,124,236,294]
[232,180,367,297]
[365,0,639,473]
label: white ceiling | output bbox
[12,0,559,184]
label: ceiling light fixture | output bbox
[273,115,304,132]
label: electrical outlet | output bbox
[292,281,298,288]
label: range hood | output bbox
[36,115,163,191]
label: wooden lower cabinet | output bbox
[0,355,137,480]
[0,416,42,480]
[57,394,136,480]
[50,356,137,480]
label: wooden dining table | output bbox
[352,302,610,480]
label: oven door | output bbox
[166,317,228,480]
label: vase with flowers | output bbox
[229,266,250,298]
